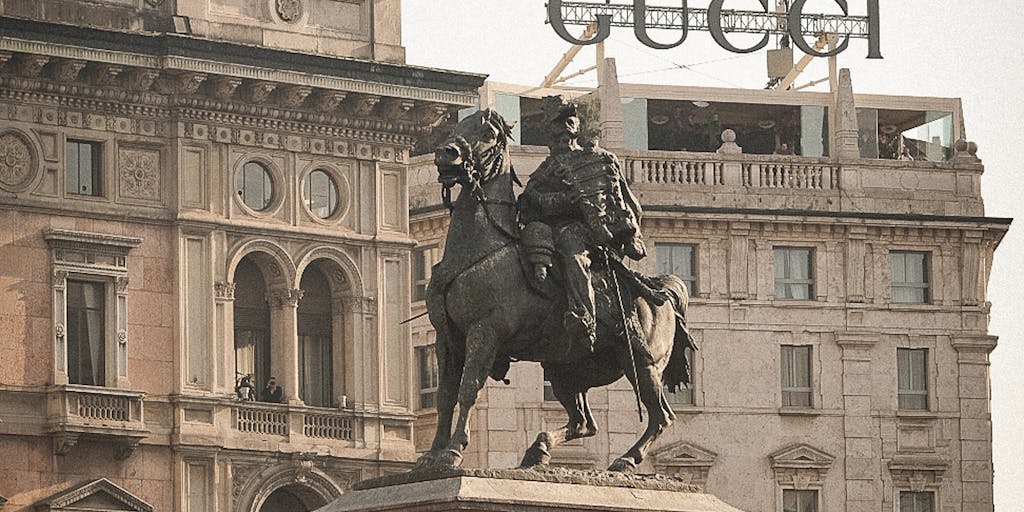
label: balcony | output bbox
[46,385,148,459]
[232,401,358,442]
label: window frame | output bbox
[655,243,699,298]
[780,345,814,409]
[781,488,819,512]
[303,168,341,221]
[897,347,930,411]
[773,247,815,301]
[891,251,931,304]
[412,245,438,303]
[663,345,696,406]
[45,230,140,389]
[66,139,103,197]
[65,278,109,387]
[898,490,936,512]
[416,345,439,410]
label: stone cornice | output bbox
[951,335,998,354]
[0,17,484,106]
[44,229,143,251]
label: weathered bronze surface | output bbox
[418,100,695,474]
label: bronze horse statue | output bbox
[418,109,693,473]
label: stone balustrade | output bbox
[46,385,148,458]
[410,144,986,217]
[231,401,360,443]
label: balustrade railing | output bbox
[75,392,132,422]
[235,405,288,436]
[743,162,840,190]
[304,412,355,440]
[622,156,721,186]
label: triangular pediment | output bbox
[34,479,152,512]
[650,441,718,467]
[770,443,835,470]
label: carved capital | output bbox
[115,276,130,293]
[413,103,450,128]
[48,59,87,83]
[343,94,381,117]
[207,76,243,101]
[87,63,125,86]
[215,281,236,301]
[312,90,347,112]
[276,85,313,108]
[242,81,278,105]
[156,71,207,95]
[53,269,69,285]
[115,438,141,460]
[269,288,304,308]
[14,54,50,77]
[125,68,161,92]
[53,432,79,455]
[339,296,377,314]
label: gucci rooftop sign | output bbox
[548,0,881,58]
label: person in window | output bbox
[899,147,915,161]
[774,142,794,155]
[260,377,284,403]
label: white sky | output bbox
[402,1,1024,508]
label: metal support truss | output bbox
[550,2,874,38]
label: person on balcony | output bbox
[260,377,284,403]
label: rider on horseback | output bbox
[519,96,648,352]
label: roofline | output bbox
[410,203,1012,228]
[0,17,488,93]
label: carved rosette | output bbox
[0,131,37,192]
[118,148,161,201]
[276,0,303,22]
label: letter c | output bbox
[788,0,851,57]
[548,0,612,46]
[634,0,689,50]
[708,0,770,54]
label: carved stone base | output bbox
[322,468,747,512]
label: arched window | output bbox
[234,257,271,396]
[298,265,333,407]
[304,170,339,219]
[236,162,274,211]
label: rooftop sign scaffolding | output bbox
[547,0,881,59]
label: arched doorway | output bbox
[298,264,333,407]
[258,484,328,512]
[234,257,271,396]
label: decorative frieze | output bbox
[888,456,948,492]
[276,85,313,108]
[86,63,125,86]
[242,81,278,105]
[770,444,835,489]
[124,68,161,92]
[48,59,87,83]
[118,147,162,202]
[207,76,243,101]
[276,0,304,23]
[13,54,50,78]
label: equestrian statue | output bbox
[417,96,695,473]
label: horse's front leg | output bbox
[436,323,499,468]
[609,364,671,473]
[415,330,464,469]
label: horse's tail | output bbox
[656,274,697,392]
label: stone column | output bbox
[598,58,625,151]
[114,276,130,389]
[834,68,860,161]
[728,223,750,300]
[215,282,236,395]
[836,332,881,512]
[52,269,70,385]
[845,227,867,303]
[951,335,997,511]
[270,289,303,403]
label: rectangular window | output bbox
[783,489,818,512]
[417,345,439,409]
[774,247,814,300]
[899,491,935,512]
[781,345,813,408]
[664,346,695,405]
[412,246,438,302]
[66,140,102,196]
[656,243,698,297]
[67,280,106,386]
[898,348,929,410]
[892,252,930,304]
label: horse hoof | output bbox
[608,458,637,473]
[519,445,551,468]
[435,449,463,469]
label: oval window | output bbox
[236,162,274,212]
[305,169,339,219]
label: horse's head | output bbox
[435,109,514,190]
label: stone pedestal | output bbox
[319,468,748,512]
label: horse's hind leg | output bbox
[520,376,596,468]
[609,364,672,473]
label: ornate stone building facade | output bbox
[408,69,1008,512]
[0,1,483,511]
